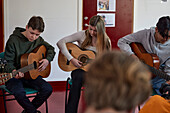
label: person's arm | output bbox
[4,37,17,73]
[4,37,25,78]
[57,31,86,67]
[163,59,170,83]
[42,41,56,62]
[117,29,147,55]
[57,31,85,61]
[39,41,56,72]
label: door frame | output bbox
[0,0,4,52]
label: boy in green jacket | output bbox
[4,16,56,113]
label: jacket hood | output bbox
[12,27,26,38]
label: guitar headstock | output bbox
[0,73,12,84]
[0,58,7,73]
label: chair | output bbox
[0,52,4,58]
[0,52,48,113]
[65,77,84,112]
[65,77,72,112]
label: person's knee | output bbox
[42,83,53,95]
[47,84,53,94]
[71,69,84,82]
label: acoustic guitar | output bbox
[58,43,96,72]
[0,45,51,85]
[130,42,170,80]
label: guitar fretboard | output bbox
[12,62,37,77]
[146,64,170,81]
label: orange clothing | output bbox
[139,95,170,113]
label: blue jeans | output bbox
[5,76,52,113]
[151,76,166,95]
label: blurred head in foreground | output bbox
[85,51,152,113]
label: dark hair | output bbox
[27,16,45,32]
[156,16,170,37]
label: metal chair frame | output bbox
[0,85,48,113]
[65,77,84,113]
[0,52,48,113]
[65,77,71,112]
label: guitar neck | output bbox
[146,64,170,81]
[12,62,37,77]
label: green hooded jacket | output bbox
[4,27,56,72]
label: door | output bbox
[0,0,4,52]
[83,0,134,48]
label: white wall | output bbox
[3,0,170,81]
[134,0,170,32]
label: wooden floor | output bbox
[0,81,86,113]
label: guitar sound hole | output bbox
[78,54,88,66]
[80,57,87,63]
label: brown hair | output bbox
[85,51,151,111]
[27,16,45,32]
[81,15,111,55]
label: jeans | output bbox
[151,76,166,95]
[5,76,52,113]
[66,69,85,113]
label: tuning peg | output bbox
[3,59,7,64]
[0,58,2,64]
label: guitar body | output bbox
[58,43,96,72]
[130,42,160,78]
[21,45,51,79]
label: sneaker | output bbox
[21,110,26,113]
[37,110,41,113]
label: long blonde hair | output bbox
[81,15,111,55]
